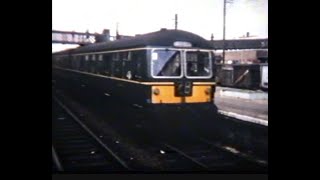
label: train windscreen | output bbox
[151,49,182,77]
[185,51,212,78]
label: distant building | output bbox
[209,37,268,64]
[215,49,268,64]
[209,39,268,50]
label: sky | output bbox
[52,0,268,52]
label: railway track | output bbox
[138,137,267,172]
[52,97,131,173]
[52,84,267,172]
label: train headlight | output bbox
[153,88,160,95]
[205,88,211,95]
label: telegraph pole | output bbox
[222,0,226,64]
[175,14,178,30]
[116,22,119,40]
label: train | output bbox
[52,29,219,133]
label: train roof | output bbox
[52,48,75,55]
[53,29,212,55]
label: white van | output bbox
[260,64,268,90]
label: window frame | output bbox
[150,48,183,79]
[184,49,214,79]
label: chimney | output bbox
[103,29,110,41]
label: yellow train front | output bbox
[144,42,217,115]
[52,29,217,133]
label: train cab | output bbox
[146,43,215,105]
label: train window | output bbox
[74,56,81,70]
[131,50,145,79]
[111,53,122,77]
[79,56,85,71]
[98,54,103,61]
[71,56,77,70]
[66,57,72,69]
[61,57,66,68]
[89,55,96,73]
[57,57,61,67]
[185,51,212,78]
[63,57,67,68]
[120,52,129,61]
[122,51,133,79]
[103,54,112,75]
[121,51,131,61]
[84,55,90,72]
[128,52,132,61]
[94,54,103,74]
[112,53,119,61]
[151,49,182,78]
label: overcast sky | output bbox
[52,0,268,52]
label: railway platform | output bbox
[214,86,268,126]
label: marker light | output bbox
[153,88,160,95]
